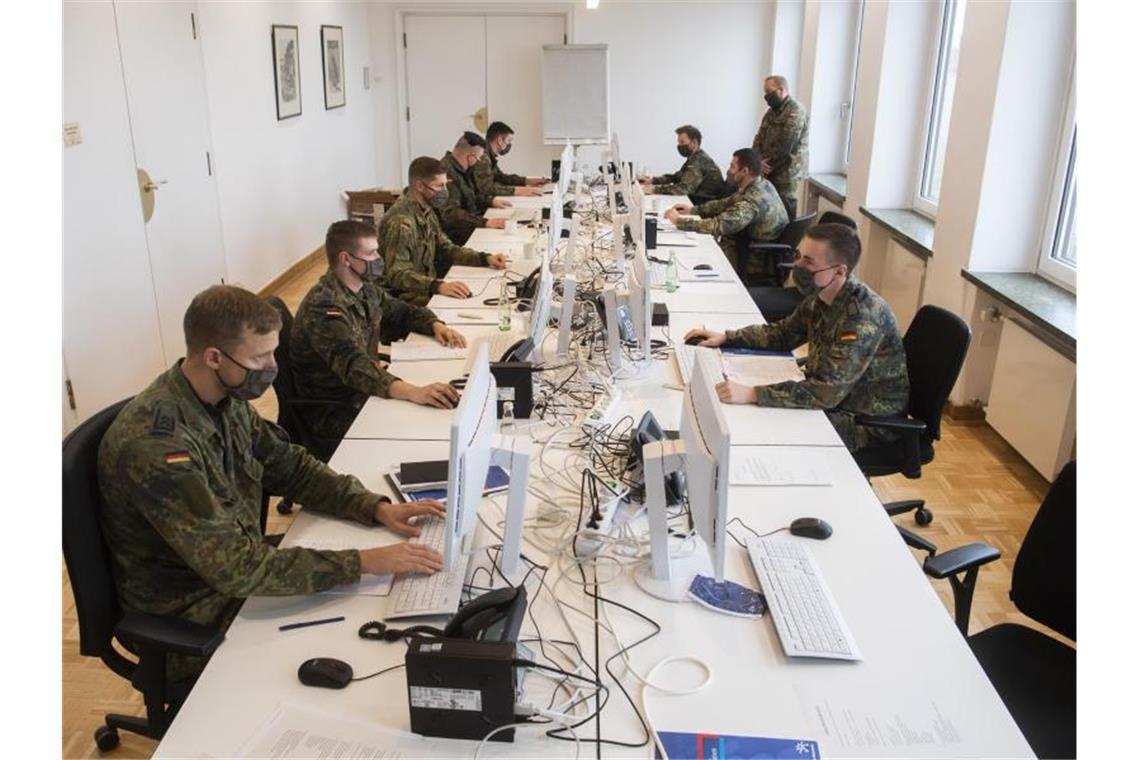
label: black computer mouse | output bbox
[684,336,705,346]
[297,657,353,689]
[449,377,467,389]
[789,517,833,540]
[693,264,713,271]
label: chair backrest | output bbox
[62,398,132,661]
[266,296,307,442]
[902,305,971,440]
[777,212,818,249]
[817,211,857,230]
[1011,461,1076,641]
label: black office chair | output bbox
[63,399,225,752]
[266,297,360,514]
[732,211,817,287]
[852,305,971,526]
[917,462,1075,759]
[747,211,857,321]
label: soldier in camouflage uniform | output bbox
[290,221,469,455]
[685,225,908,452]
[639,125,727,206]
[664,148,788,276]
[472,120,548,198]
[752,75,809,220]
[378,156,508,307]
[438,131,512,245]
[98,285,446,680]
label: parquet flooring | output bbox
[61,256,1069,758]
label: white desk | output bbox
[155,210,1031,758]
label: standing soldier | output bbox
[683,225,909,453]
[638,125,727,206]
[663,148,788,278]
[752,75,809,220]
[438,131,512,245]
[98,285,446,681]
[472,121,548,198]
[378,156,508,307]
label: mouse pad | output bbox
[687,575,767,618]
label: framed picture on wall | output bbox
[272,24,302,120]
[321,25,346,110]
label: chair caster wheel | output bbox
[276,500,294,515]
[915,508,933,526]
[95,725,120,752]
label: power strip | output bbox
[582,389,621,430]
[573,493,624,558]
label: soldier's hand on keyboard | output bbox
[376,499,447,537]
[433,323,467,348]
[359,543,444,576]
[682,327,726,347]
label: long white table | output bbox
[154,195,1031,758]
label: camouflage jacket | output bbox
[439,150,492,244]
[752,96,809,192]
[725,276,909,425]
[651,149,728,204]
[378,191,487,306]
[676,176,788,242]
[98,363,382,671]
[472,149,526,197]
[289,270,441,441]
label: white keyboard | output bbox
[672,344,725,385]
[747,538,861,661]
[386,517,465,619]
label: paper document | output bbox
[723,355,804,386]
[288,539,394,596]
[239,702,449,758]
[730,450,832,486]
[388,343,468,362]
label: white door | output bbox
[405,14,487,161]
[63,0,167,426]
[114,0,227,363]
[485,15,566,177]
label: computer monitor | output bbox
[445,344,497,570]
[628,182,645,248]
[638,356,730,599]
[558,143,574,197]
[628,245,653,357]
[527,261,554,357]
[610,133,622,180]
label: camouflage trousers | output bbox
[827,410,901,453]
[773,182,800,222]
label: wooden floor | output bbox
[62,257,1066,758]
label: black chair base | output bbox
[969,624,1076,759]
[885,498,933,526]
[276,498,294,515]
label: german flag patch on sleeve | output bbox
[164,451,192,465]
[838,330,859,342]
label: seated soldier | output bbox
[638,125,727,205]
[683,224,909,453]
[438,131,512,245]
[472,120,548,198]
[664,147,788,278]
[290,220,470,456]
[378,156,508,307]
[98,284,445,681]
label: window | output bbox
[1038,76,1076,290]
[914,0,967,216]
[843,0,866,172]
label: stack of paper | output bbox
[388,343,467,362]
[723,355,804,386]
[729,449,833,486]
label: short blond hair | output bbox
[183,285,281,354]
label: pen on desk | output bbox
[458,312,483,320]
[278,615,345,632]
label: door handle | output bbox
[469,106,488,134]
[137,168,166,223]
[143,180,168,192]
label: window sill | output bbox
[960,270,1076,360]
[858,207,935,259]
[806,174,847,207]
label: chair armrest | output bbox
[744,243,793,253]
[897,525,936,557]
[854,414,927,433]
[922,543,1001,579]
[116,611,225,658]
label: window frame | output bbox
[913,0,963,218]
[1036,70,1076,291]
[842,0,867,174]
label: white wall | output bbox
[367,1,771,185]
[768,0,804,101]
[199,1,379,291]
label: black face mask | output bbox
[498,142,512,156]
[427,185,449,209]
[677,144,694,158]
[765,91,784,110]
[216,349,277,401]
[791,263,841,296]
[725,170,738,188]
[349,252,384,280]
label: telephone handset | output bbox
[358,586,528,644]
